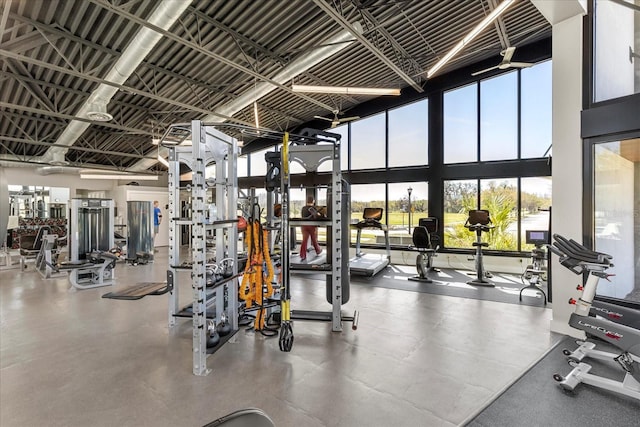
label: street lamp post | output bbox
[407,186,413,234]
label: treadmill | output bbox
[349,207,391,276]
[289,216,330,272]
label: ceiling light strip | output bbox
[292,85,400,96]
[426,0,515,79]
[80,174,159,180]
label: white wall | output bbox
[549,13,587,337]
[2,166,116,197]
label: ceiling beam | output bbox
[86,0,337,113]
[0,0,10,40]
[0,101,152,134]
[0,49,255,126]
[355,4,425,82]
[8,12,227,99]
[4,58,56,111]
[0,136,154,159]
[312,0,423,93]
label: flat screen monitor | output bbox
[363,207,383,221]
[418,217,438,233]
[525,230,549,245]
[468,209,490,225]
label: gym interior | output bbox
[1,1,639,426]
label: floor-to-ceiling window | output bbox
[593,138,640,302]
[444,84,477,164]
[239,51,552,256]
[480,72,518,161]
[388,100,428,167]
[441,60,552,252]
[350,112,385,170]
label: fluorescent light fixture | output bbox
[291,84,400,96]
[157,154,169,167]
[426,0,515,79]
[151,138,161,145]
[80,174,159,180]
[253,101,260,129]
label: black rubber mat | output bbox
[349,267,548,307]
[466,336,640,426]
[102,282,170,300]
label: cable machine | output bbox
[276,128,356,350]
[66,198,116,290]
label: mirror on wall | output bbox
[8,185,70,219]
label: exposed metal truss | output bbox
[0,0,551,170]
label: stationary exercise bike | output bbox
[556,236,640,331]
[408,217,440,283]
[464,209,494,287]
[548,234,640,400]
[519,230,549,304]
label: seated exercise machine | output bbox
[520,230,549,304]
[464,209,494,287]
[548,234,640,400]
[63,198,117,290]
[35,231,67,279]
[19,225,51,270]
[408,217,440,283]
[349,207,391,277]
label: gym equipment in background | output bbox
[349,207,391,277]
[408,217,440,283]
[520,230,549,304]
[464,209,494,287]
[19,225,51,270]
[126,201,154,265]
[548,234,640,401]
[65,198,116,290]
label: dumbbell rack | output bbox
[164,120,239,376]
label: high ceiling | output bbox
[0,0,551,173]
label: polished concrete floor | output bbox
[0,249,555,427]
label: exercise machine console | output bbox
[464,209,494,287]
[349,207,390,277]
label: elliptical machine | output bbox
[464,209,494,287]
[548,234,640,400]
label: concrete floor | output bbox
[0,249,555,427]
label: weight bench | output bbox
[102,282,171,300]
